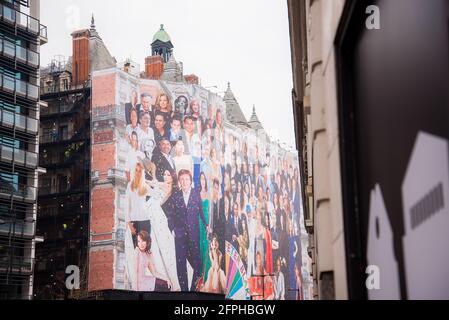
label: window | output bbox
[59,125,68,140]
[0,135,22,149]
[62,78,69,91]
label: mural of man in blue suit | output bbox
[170,169,209,291]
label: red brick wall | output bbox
[71,30,90,85]
[88,250,114,291]
[145,55,164,80]
[92,73,116,107]
[91,185,115,235]
[89,70,118,291]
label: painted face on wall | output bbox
[142,96,152,111]
[175,96,188,113]
[130,109,138,127]
[155,114,165,130]
[163,169,173,184]
[184,118,194,134]
[179,173,192,192]
[137,235,148,252]
[191,100,200,114]
[141,113,150,129]
[175,140,185,156]
[159,95,169,111]
[171,119,181,133]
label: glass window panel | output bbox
[28,83,38,99]
[27,117,38,133]
[16,45,27,62]
[2,110,15,125]
[28,16,39,33]
[0,146,13,162]
[3,6,16,24]
[3,40,15,57]
[16,12,27,29]
[15,79,26,96]
[26,151,37,167]
[3,75,15,92]
[28,50,38,66]
[14,148,25,164]
[15,113,25,129]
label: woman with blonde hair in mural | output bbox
[144,169,181,291]
[172,139,194,177]
[156,92,173,130]
[124,162,151,290]
[201,234,226,294]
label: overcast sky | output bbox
[40,0,296,148]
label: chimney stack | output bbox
[71,29,90,85]
[144,55,164,80]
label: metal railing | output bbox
[0,37,39,67]
[38,173,86,196]
[0,108,38,134]
[0,255,33,273]
[40,82,89,95]
[40,24,47,39]
[0,2,47,40]
[0,182,36,201]
[39,132,74,144]
[40,103,75,116]
[0,73,39,101]
[0,145,38,168]
[0,220,35,237]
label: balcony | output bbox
[40,103,75,116]
[0,220,35,238]
[0,255,33,274]
[0,182,36,202]
[0,145,38,168]
[0,73,39,101]
[0,108,38,134]
[39,132,70,144]
[0,37,39,68]
[39,24,47,45]
[0,2,46,41]
[40,82,89,95]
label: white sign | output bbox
[367,185,400,299]
[402,132,449,299]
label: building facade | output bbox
[289,0,449,300]
[0,0,47,299]
[34,17,115,300]
[288,0,348,300]
[35,18,309,300]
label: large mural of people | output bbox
[91,69,305,300]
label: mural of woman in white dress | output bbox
[145,169,181,291]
